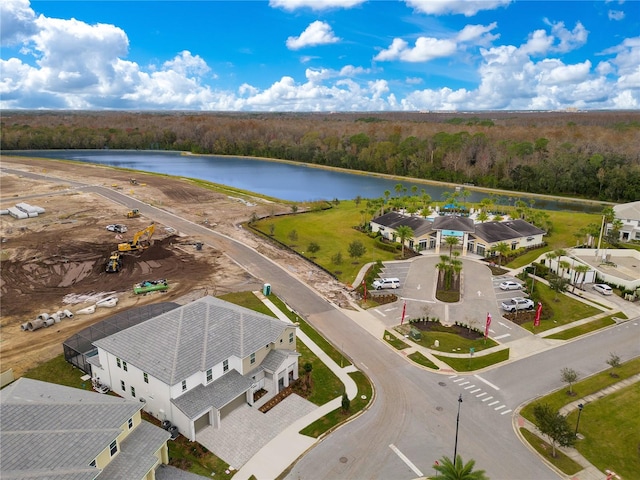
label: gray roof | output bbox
[432,215,475,233]
[614,201,640,221]
[171,370,254,418]
[99,421,170,480]
[371,212,433,237]
[0,378,146,480]
[94,296,292,386]
[260,349,289,374]
[473,220,545,244]
[502,219,546,237]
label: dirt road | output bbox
[1,156,347,376]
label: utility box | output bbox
[409,327,421,341]
[263,283,271,296]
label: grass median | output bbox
[433,348,509,371]
[545,313,623,340]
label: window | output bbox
[130,386,136,398]
[120,380,125,391]
[206,369,213,383]
[122,361,127,372]
[250,353,256,365]
[116,358,121,368]
[289,332,294,343]
[128,418,133,429]
[223,360,229,373]
[143,372,148,383]
[182,380,187,392]
[110,440,118,457]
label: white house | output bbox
[0,378,170,480]
[91,295,299,441]
[611,201,640,242]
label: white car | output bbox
[106,224,127,233]
[499,281,522,291]
[372,278,400,290]
[501,297,534,312]
[593,284,613,296]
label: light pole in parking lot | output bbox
[530,265,537,294]
[453,394,463,466]
[575,403,584,437]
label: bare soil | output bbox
[1,156,350,376]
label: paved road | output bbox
[6,167,640,479]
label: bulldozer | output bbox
[118,224,156,252]
[105,252,122,273]
[129,178,138,185]
[126,208,140,218]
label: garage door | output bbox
[194,411,210,433]
[220,394,246,419]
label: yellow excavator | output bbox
[118,224,156,252]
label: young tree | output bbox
[395,225,414,258]
[533,403,575,457]
[561,367,579,395]
[331,251,343,265]
[548,274,569,301]
[606,352,621,377]
[288,229,298,243]
[291,204,299,213]
[341,392,350,413]
[303,362,313,390]
[348,240,367,262]
[432,455,488,480]
[268,223,275,236]
[307,241,320,255]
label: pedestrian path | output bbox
[449,374,512,417]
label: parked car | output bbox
[372,278,400,290]
[499,280,522,291]
[106,224,127,233]
[501,297,534,312]
[593,284,613,295]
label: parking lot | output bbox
[370,257,532,342]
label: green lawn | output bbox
[23,354,90,390]
[410,331,498,353]
[218,291,274,316]
[545,314,622,340]
[519,428,583,476]
[521,282,602,333]
[521,356,640,422]
[296,337,343,405]
[407,351,439,370]
[567,383,640,479]
[433,348,509,371]
[384,330,411,350]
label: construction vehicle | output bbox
[105,252,122,273]
[126,208,140,218]
[129,178,138,185]
[118,224,155,252]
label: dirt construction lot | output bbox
[1,156,348,376]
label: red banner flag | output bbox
[534,302,542,327]
[485,312,492,338]
[401,301,407,325]
[362,280,367,301]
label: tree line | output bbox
[2,111,639,203]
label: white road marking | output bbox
[476,392,487,398]
[489,328,495,333]
[464,385,476,390]
[470,388,481,393]
[474,375,500,391]
[452,378,464,383]
[385,307,398,312]
[449,374,458,379]
[389,444,423,477]
[498,322,512,330]
[361,363,369,370]
[488,401,500,406]
[459,381,470,386]
[482,396,494,402]
[494,333,511,340]
[501,409,513,415]
[417,284,421,290]
[374,309,386,317]
[400,297,436,304]
[494,405,505,411]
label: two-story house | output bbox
[90,295,299,441]
[0,378,170,480]
[612,201,640,242]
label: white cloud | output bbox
[162,51,210,77]
[286,21,340,50]
[538,59,591,85]
[375,37,457,62]
[456,22,499,45]
[406,77,423,85]
[550,21,588,53]
[521,29,554,55]
[270,0,365,11]
[608,10,625,21]
[405,0,511,17]
[1,0,37,46]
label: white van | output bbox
[373,278,400,290]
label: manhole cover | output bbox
[438,381,446,386]
[340,457,348,463]
[436,406,443,412]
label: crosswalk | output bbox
[449,374,512,416]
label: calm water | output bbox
[8,150,604,212]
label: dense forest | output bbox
[2,110,639,203]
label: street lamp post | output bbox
[530,265,537,294]
[453,394,463,466]
[575,403,584,437]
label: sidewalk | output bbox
[233,294,360,480]
[514,373,640,480]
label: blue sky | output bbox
[1,0,639,111]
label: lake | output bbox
[8,150,605,212]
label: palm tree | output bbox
[395,225,414,258]
[574,264,590,290]
[433,455,488,480]
[444,235,459,258]
[394,183,404,198]
[493,242,510,266]
[476,210,489,223]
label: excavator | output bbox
[118,224,156,252]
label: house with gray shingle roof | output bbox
[611,201,640,242]
[0,378,170,480]
[370,212,545,256]
[91,296,299,441]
